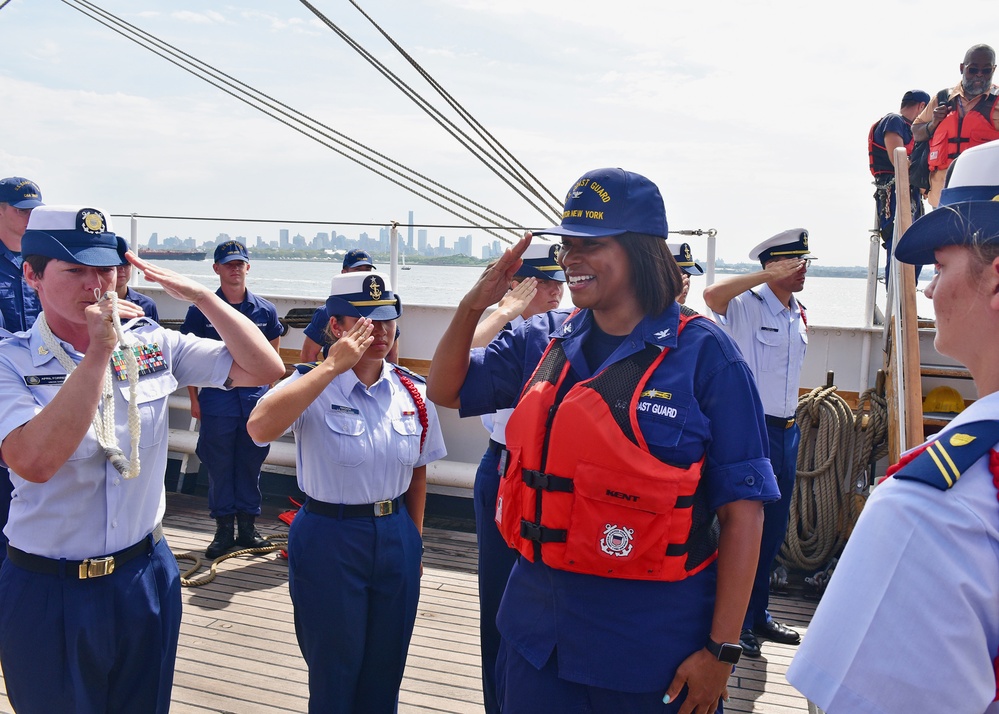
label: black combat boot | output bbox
[205,515,236,559]
[235,512,269,549]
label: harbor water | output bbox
[140,259,935,328]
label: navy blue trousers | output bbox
[496,641,723,714]
[0,536,181,714]
[288,501,422,714]
[744,422,800,629]
[196,413,269,518]
[473,441,519,714]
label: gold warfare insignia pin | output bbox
[949,433,976,447]
[80,210,106,234]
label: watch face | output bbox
[718,643,742,664]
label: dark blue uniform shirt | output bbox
[124,287,159,323]
[0,244,40,332]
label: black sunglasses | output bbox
[965,66,995,76]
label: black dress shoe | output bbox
[739,629,761,658]
[753,619,801,645]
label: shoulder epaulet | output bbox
[295,361,322,374]
[749,289,765,302]
[893,420,999,490]
[391,363,426,384]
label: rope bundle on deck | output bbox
[778,384,888,573]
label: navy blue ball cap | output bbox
[325,272,402,321]
[533,168,668,239]
[902,89,930,105]
[896,141,999,265]
[21,205,127,266]
[214,239,249,264]
[0,177,43,209]
[667,241,704,276]
[343,248,374,270]
[514,241,565,281]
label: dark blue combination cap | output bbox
[21,205,127,266]
[214,240,250,264]
[667,241,704,276]
[0,177,43,209]
[342,248,374,271]
[533,168,668,239]
[325,272,402,320]
[515,241,565,281]
[896,141,999,265]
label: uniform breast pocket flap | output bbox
[324,409,367,467]
[392,414,421,466]
[636,388,692,450]
[117,372,178,448]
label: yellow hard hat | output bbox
[922,385,966,414]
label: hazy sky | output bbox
[0,0,994,265]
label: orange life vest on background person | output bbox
[928,94,999,172]
[496,311,719,582]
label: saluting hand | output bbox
[460,233,532,312]
[764,258,805,282]
[127,252,211,305]
[325,318,375,375]
[496,276,537,318]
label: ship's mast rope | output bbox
[779,384,888,572]
[58,0,555,243]
[36,291,142,479]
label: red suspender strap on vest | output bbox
[497,310,717,582]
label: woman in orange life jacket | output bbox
[787,139,999,714]
[427,168,778,714]
[247,271,447,714]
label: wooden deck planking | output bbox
[0,493,820,712]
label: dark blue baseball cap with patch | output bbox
[343,248,374,270]
[0,177,43,209]
[21,205,127,266]
[214,240,250,264]
[533,168,668,239]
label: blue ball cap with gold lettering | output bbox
[749,228,815,266]
[514,241,566,281]
[325,272,402,321]
[896,140,999,265]
[342,248,374,270]
[214,240,250,264]
[21,205,127,266]
[533,168,668,239]
[0,177,43,209]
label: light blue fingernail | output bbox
[662,693,671,704]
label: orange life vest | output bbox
[496,311,719,581]
[928,94,999,172]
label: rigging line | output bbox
[64,0,520,236]
[347,0,563,215]
[0,0,12,11]
[110,214,535,232]
[297,0,561,223]
[61,1,517,243]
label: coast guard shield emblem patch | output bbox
[600,523,634,557]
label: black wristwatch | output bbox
[705,637,742,664]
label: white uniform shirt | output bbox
[787,392,999,714]
[260,361,446,504]
[711,283,807,418]
[0,319,233,559]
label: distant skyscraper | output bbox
[280,228,290,249]
[148,232,159,248]
[418,229,427,253]
[407,210,414,251]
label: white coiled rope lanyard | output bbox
[36,289,142,478]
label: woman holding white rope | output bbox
[0,205,285,714]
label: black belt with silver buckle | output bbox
[6,524,163,580]
[765,415,796,430]
[304,497,401,519]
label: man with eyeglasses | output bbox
[912,44,999,207]
[704,229,813,659]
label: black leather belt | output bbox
[765,415,796,430]
[7,524,163,580]
[304,497,401,519]
[487,439,507,454]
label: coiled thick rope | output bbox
[36,291,142,478]
[778,384,888,572]
[174,535,289,587]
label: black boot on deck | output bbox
[205,515,236,559]
[235,512,269,549]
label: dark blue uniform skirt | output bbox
[0,536,181,714]
[288,501,422,714]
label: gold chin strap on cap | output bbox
[36,290,142,478]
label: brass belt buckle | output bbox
[785,419,795,429]
[79,556,115,579]
[373,500,394,517]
